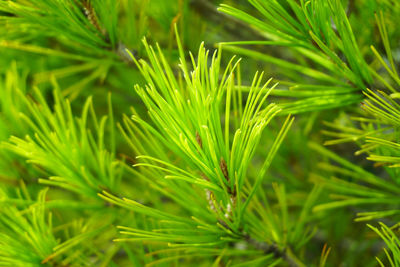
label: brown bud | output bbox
[200,173,209,181]
[220,157,229,182]
[195,131,203,149]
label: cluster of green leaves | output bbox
[0,187,56,266]
[0,184,119,266]
[100,29,320,266]
[1,0,400,266]
[3,86,123,198]
[218,0,389,114]
[0,62,141,266]
[369,223,400,266]
[217,0,400,265]
[0,0,205,104]
[306,7,400,265]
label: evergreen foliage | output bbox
[0,0,400,266]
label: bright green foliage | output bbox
[0,62,32,180]
[100,30,313,265]
[1,0,400,266]
[102,28,329,266]
[0,187,56,266]
[218,0,389,114]
[309,142,400,219]
[310,11,400,222]
[369,223,400,266]
[2,83,123,198]
[0,185,115,266]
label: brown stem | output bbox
[243,234,305,267]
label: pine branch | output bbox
[243,234,304,267]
